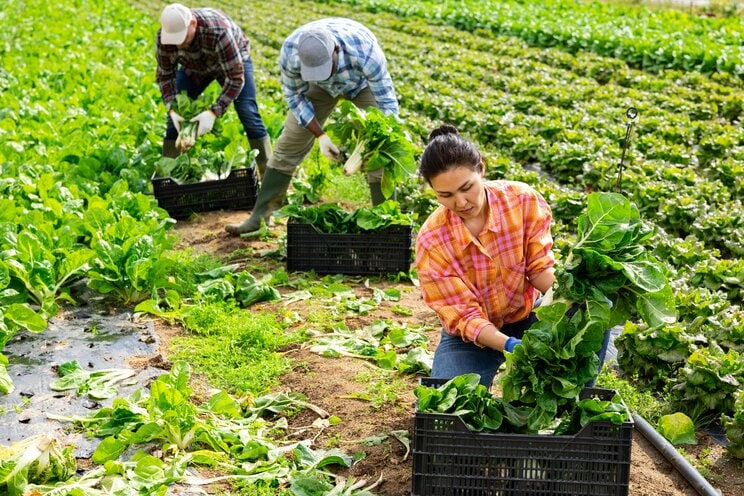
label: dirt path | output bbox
[169,209,741,496]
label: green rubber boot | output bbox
[368,181,392,206]
[162,139,179,158]
[248,136,272,177]
[225,168,292,236]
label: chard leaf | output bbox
[619,259,668,292]
[637,285,677,327]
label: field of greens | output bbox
[1,0,743,494]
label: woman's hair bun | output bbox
[428,124,459,142]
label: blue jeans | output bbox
[165,57,267,140]
[431,313,611,389]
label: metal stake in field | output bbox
[616,106,638,193]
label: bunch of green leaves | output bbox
[171,91,222,151]
[50,360,136,400]
[500,192,676,432]
[414,374,513,432]
[555,192,677,328]
[416,375,630,436]
[501,299,611,431]
[722,389,744,459]
[326,101,417,199]
[0,434,77,495]
[277,200,415,234]
[551,393,632,436]
[194,265,281,307]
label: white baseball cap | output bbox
[298,29,336,81]
[160,3,193,45]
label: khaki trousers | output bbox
[268,85,383,182]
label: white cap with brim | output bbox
[160,3,193,46]
[298,29,336,81]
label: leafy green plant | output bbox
[658,412,697,446]
[0,434,77,495]
[669,344,743,425]
[722,389,744,459]
[277,200,415,234]
[614,321,701,389]
[501,192,677,432]
[326,101,417,198]
[50,361,136,400]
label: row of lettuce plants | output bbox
[237,0,744,263]
[319,0,744,80]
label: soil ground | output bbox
[167,209,743,496]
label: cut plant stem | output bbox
[343,139,367,175]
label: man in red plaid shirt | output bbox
[156,3,271,173]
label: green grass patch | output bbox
[169,301,296,395]
[351,371,408,411]
[596,368,670,424]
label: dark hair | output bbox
[418,124,483,183]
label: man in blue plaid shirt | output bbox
[226,17,399,236]
[156,3,272,172]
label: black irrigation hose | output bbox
[632,413,722,496]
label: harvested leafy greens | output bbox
[154,92,254,184]
[326,101,417,199]
[277,200,415,234]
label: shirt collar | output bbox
[449,186,497,250]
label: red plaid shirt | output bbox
[156,8,250,117]
[415,181,555,344]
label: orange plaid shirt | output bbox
[415,181,555,344]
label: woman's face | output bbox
[429,165,487,221]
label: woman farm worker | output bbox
[415,125,556,388]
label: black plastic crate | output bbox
[151,167,258,219]
[286,222,412,275]
[412,378,633,496]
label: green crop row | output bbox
[320,0,744,80]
